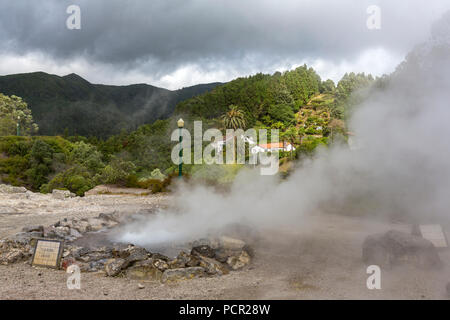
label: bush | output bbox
[42,165,94,196]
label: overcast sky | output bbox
[0,0,449,90]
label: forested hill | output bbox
[174,64,373,128]
[0,72,221,137]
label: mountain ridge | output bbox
[0,71,222,137]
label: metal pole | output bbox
[178,127,183,178]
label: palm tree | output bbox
[221,105,246,130]
[221,105,246,163]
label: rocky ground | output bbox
[1,185,450,300]
[0,185,167,239]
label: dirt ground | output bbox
[1,192,450,300]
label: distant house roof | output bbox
[258,142,290,149]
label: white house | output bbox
[212,134,257,153]
[251,142,295,154]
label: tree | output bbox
[321,79,336,93]
[221,105,246,163]
[281,126,299,158]
[0,94,38,136]
[221,105,246,130]
[328,118,346,143]
[26,140,53,188]
[268,104,295,126]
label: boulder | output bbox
[191,245,215,258]
[104,258,129,276]
[71,220,91,233]
[86,218,107,232]
[0,249,25,265]
[98,212,120,223]
[0,184,27,194]
[52,189,76,200]
[78,249,113,263]
[226,250,251,270]
[192,238,220,249]
[219,236,246,251]
[88,259,109,272]
[198,256,229,275]
[151,253,169,261]
[169,251,199,269]
[125,246,150,264]
[126,260,163,281]
[362,230,442,269]
[152,258,169,272]
[111,243,132,258]
[69,228,83,238]
[161,267,206,283]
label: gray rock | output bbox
[191,245,215,258]
[362,230,443,269]
[126,246,150,264]
[226,250,251,270]
[105,258,129,276]
[161,267,206,283]
[0,184,27,194]
[152,258,169,272]
[198,255,229,275]
[111,243,132,258]
[151,253,169,261]
[169,251,199,268]
[88,259,108,272]
[69,228,82,238]
[0,249,25,265]
[52,189,75,200]
[219,236,246,251]
[126,260,163,281]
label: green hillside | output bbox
[0,72,220,137]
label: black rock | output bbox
[362,230,442,269]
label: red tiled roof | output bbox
[258,142,288,149]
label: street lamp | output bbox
[16,116,20,136]
[177,118,184,178]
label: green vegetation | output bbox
[0,66,375,194]
[0,93,38,136]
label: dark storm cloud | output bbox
[0,0,449,87]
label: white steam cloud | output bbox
[115,12,450,248]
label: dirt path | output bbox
[1,201,450,299]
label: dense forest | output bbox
[0,65,375,195]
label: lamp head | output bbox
[177,118,184,128]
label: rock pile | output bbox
[0,212,252,283]
[0,212,120,265]
[62,235,252,283]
